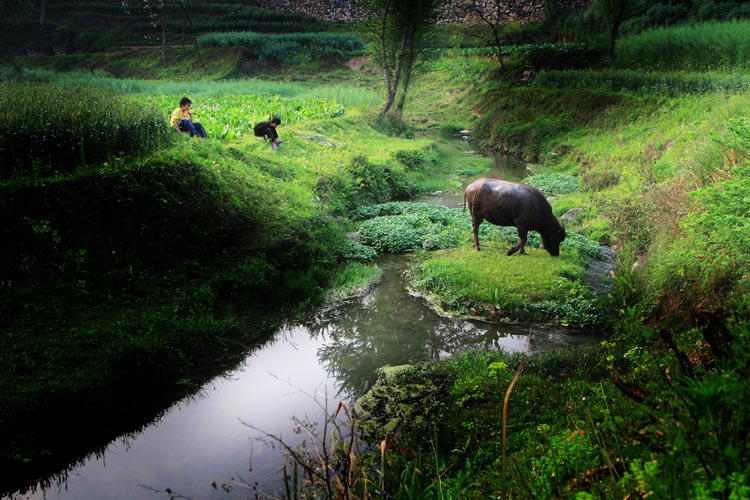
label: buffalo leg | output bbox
[472,217,483,251]
[508,228,528,255]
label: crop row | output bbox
[197,32,366,63]
[130,21,314,35]
[48,1,316,24]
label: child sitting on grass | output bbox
[170,97,207,138]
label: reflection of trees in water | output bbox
[305,281,525,398]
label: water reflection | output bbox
[12,254,596,500]
[417,149,531,208]
[307,255,594,399]
[9,148,600,500]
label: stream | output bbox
[7,151,608,500]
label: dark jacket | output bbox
[253,121,278,139]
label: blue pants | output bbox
[178,119,207,138]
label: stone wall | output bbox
[271,0,591,23]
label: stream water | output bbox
[7,150,607,500]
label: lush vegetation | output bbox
[197,32,366,65]
[4,1,750,498]
[350,16,750,500]
[616,19,750,71]
[0,84,171,178]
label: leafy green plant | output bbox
[354,203,467,253]
[522,173,580,195]
[135,93,345,140]
[340,240,377,262]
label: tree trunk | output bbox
[379,3,395,116]
[385,30,408,115]
[39,0,47,26]
[161,18,167,63]
[395,28,417,114]
[179,0,200,54]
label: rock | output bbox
[562,207,585,222]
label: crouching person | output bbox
[254,117,282,149]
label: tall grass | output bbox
[616,19,750,71]
[0,83,171,179]
[534,68,750,95]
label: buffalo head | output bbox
[541,223,566,257]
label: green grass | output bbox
[0,60,483,485]
[324,262,382,304]
[410,242,602,327]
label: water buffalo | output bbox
[464,178,566,256]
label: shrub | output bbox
[345,156,415,205]
[394,147,436,171]
[0,84,171,179]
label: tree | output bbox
[122,0,199,63]
[0,0,33,29]
[359,0,441,117]
[470,0,514,70]
[593,0,631,59]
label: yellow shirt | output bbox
[170,107,192,127]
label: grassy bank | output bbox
[351,22,750,498]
